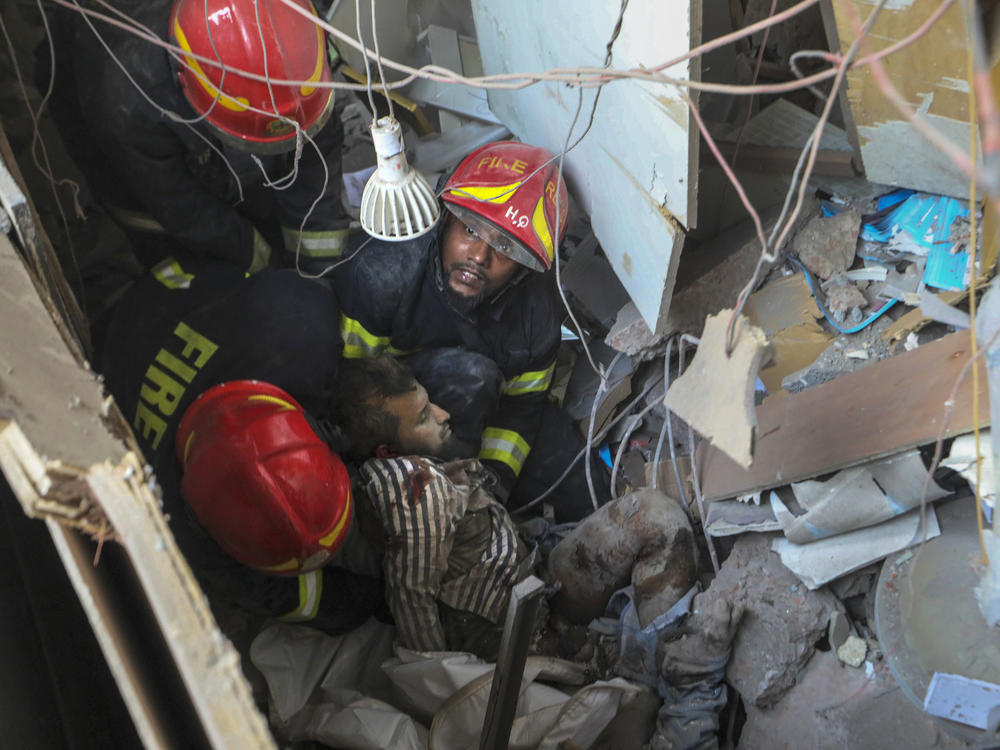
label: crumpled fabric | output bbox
[250,618,427,750]
[251,620,660,750]
[647,592,744,750]
[649,653,729,750]
[610,584,698,688]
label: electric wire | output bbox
[21,0,998,529]
[723,0,889,355]
[679,333,703,509]
[369,0,395,121]
[679,332,716,572]
[355,0,381,122]
[0,3,87,323]
[962,0,987,561]
[730,0,778,168]
[610,388,665,500]
[651,337,673,491]
[511,368,664,517]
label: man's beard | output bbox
[444,264,491,313]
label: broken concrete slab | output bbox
[664,310,771,469]
[605,301,661,357]
[792,209,861,280]
[738,649,973,750]
[714,534,843,708]
[826,282,869,317]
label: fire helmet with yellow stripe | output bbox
[169,0,335,153]
[441,141,569,272]
[175,380,352,575]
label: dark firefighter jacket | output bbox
[48,0,349,271]
[98,258,381,635]
[333,226,562,498]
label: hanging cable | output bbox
[354,0,379,122]
[369,0,394,121]
[512,368,662,517]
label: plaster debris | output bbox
[774,450,950,544]
[771,506,941,590]
[714,535,843,708]
[605,301,660,357]
[837,635,867,667]
[792,210,861,280]
[664,309,771,469]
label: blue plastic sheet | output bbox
[862,192,968,248]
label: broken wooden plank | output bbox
[698,330,989,502]
[0,230,274,749]
[831,0,977,197]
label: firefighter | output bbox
[97,258,382,635]
[45,0,350,275]
[334,141,610,522]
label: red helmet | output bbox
[441,141,569,272]
[169,0,335,153]
[175,380,352,575]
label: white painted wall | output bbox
[471,0,698,330]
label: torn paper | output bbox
[771,506,940,589]
[772,450,949,544]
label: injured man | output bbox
[331,355,699,657]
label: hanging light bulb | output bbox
[359,116,440,241]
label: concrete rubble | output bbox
[711,534,844,708]
[738,650,973,750]
[792,210,861,280]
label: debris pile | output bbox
[547,179,996,747]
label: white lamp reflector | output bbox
[359,116,440,241]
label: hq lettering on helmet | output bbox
[442,141,568,273]
[133,322,219,451]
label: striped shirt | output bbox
[359,457,523,652]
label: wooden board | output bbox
[0,230,274,749]
[471,0,698,332]
[832,0,975,198]
[698,330,989,501]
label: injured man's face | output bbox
[381,382,454,457]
